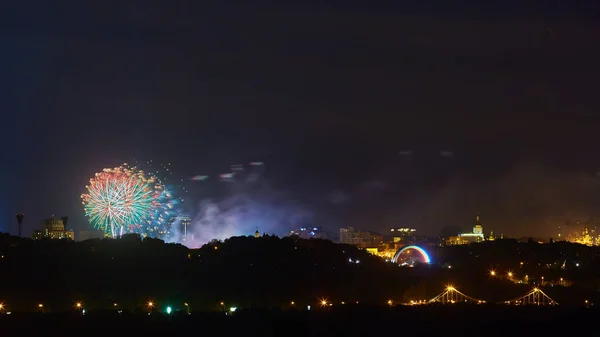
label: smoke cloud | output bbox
[168,164,314,248]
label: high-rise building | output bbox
[33,216,74,240]
[339,227,383,248]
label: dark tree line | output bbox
[0,233,599,312]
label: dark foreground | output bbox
[0,306,593,336]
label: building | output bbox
[78,230,105,241]
[570,226,595,246]
[390,228,416,243]
[445,215,485,246]
[339,227,383,248]
[32,217,74,240]
[289,226,326,240]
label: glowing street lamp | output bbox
[387,300,393,306]
[489,270,496,276]
[75,302,83,313]
[184,302,190,315]
[320,299,328,307]
[38,304,44,313]
[0,303,4,312]
[507,271,513,278]
[147,301,154,313]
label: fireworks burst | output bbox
[81,164,175,238]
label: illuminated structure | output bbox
[406,286,557,306]
[502,288,558,306]
[339,227,383,248]
[429,286,485,304]
[289,226,326,240]
[254,230,260,238]
[168,216,192,241]
[391,245,431,265]
[571,226,594,246]
[32,217,74,240]
[446,214,485,245]
[390,228,416,243]
[179,216,191,240]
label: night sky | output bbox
[2,1,600,239]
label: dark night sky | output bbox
[2,1,600,238]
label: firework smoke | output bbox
[169,162,313,248]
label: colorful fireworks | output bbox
[81,164,176,238]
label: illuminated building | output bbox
[571,226,594,246]
[255,230,260,238]
[445,214,485,246]
[366,247,379,255]
[289,226,326,240]
[339,227,383,248]
[390,228,416,243]
[32,216,74,240]
[391,245,432,265]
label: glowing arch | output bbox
[391,245,431,264]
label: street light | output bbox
[147,301,154,313]
[184,302,190,315]
[489,270,496,276]
[0,303,4,312]
[507,271,513,278]
[38,304,44,313]
[75,302,83,313]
